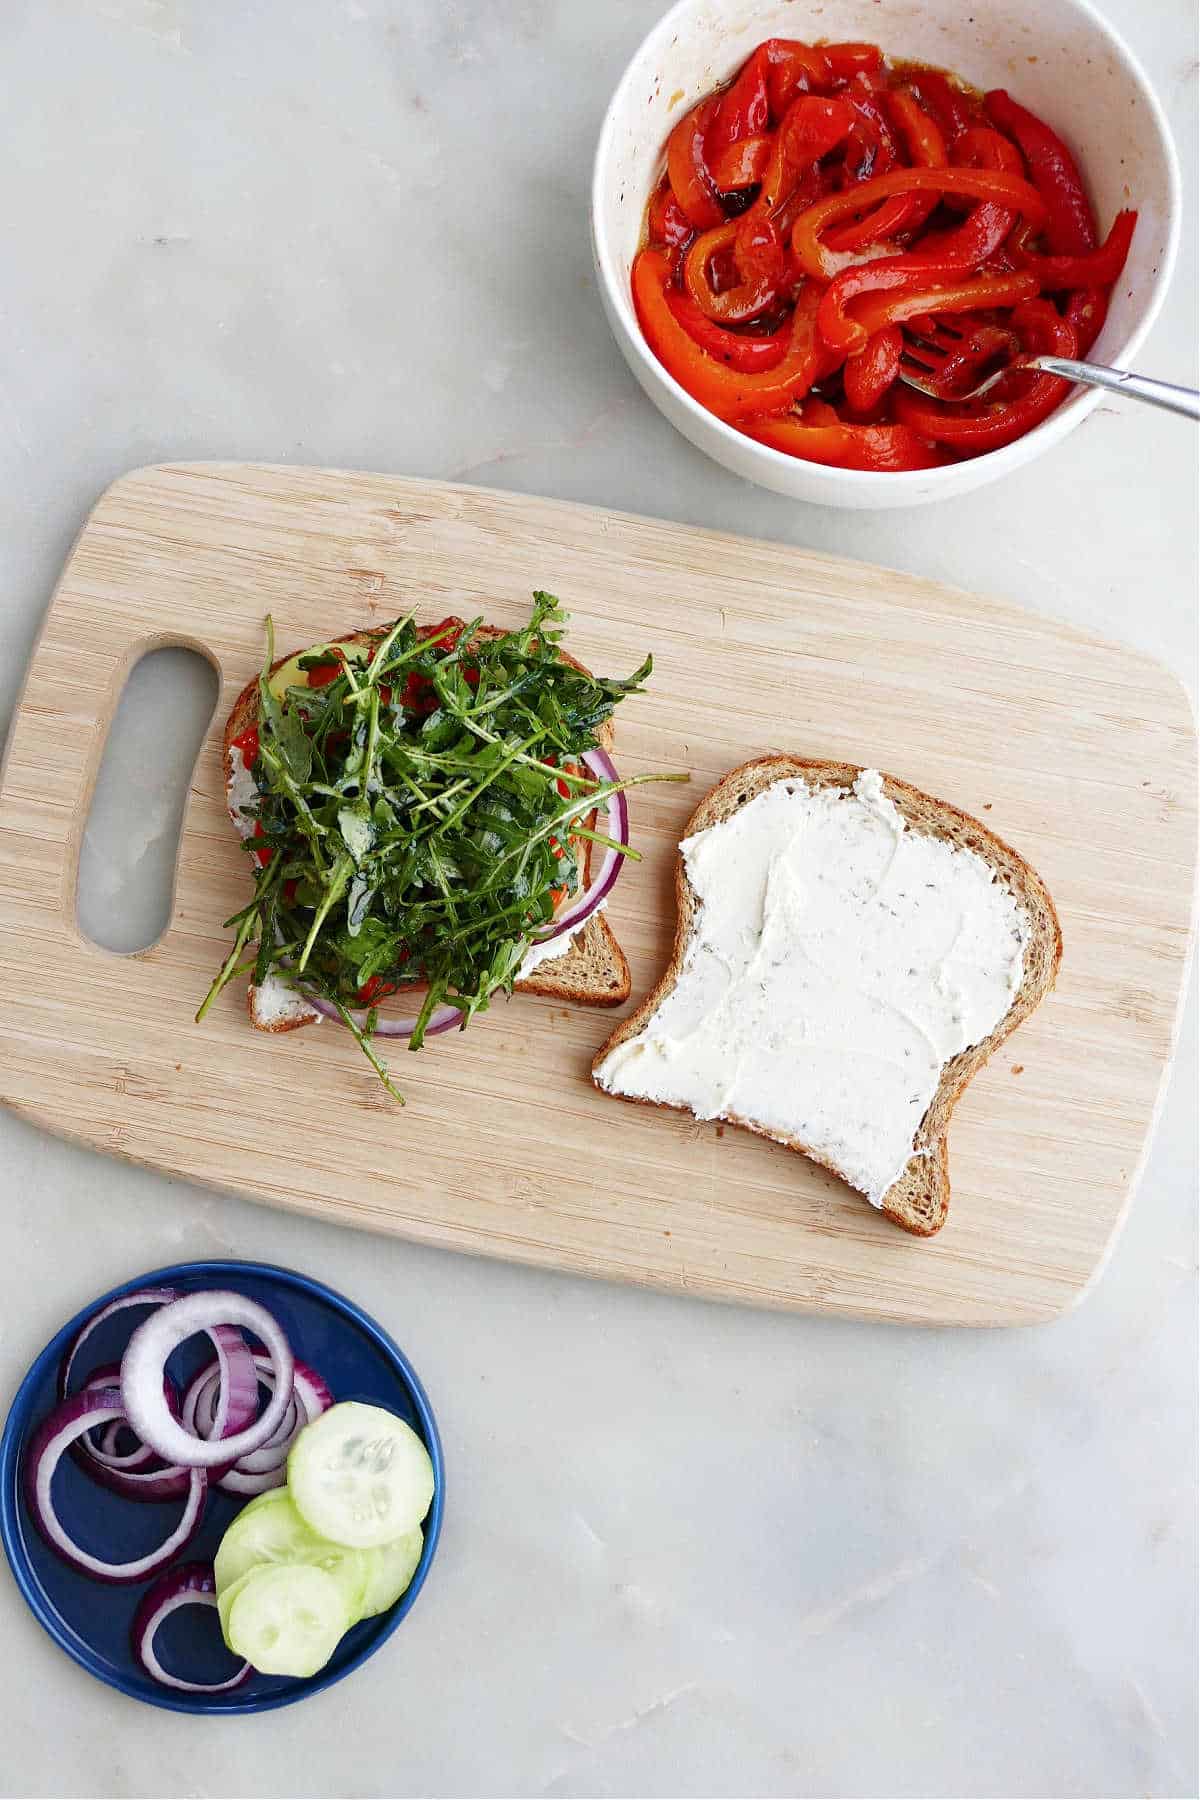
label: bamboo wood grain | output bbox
[0,463,1193,1324]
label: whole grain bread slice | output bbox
[592,756,1062,1236]
[223,621,631,1033]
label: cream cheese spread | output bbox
[226,745,259,837]
[517,901,607,980]
[251,970,322,1029]
[593,771,1029,1206]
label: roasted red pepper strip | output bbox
[231,724,259,766]
[825,88,946,252]
[824,193,911,253]
[846,268,1040,342]
[1064,287,1107,356]
[647,181,693,247]
[633,248,828,420]
[734,213,788,287]
[907,69,974,143]
[665,287,791,371]
[709,133,772,191]
[667,97,725,230]
[425,618,464,650]
[818,262,940,355]
[745,406,944,470]
[684,95,853,320]
[822,42,884,82]
[879,89,947,232]
[1011,208,1137,290]
[900,125,1024,271]
[842,72,900,183]
[762,39,833,118]
[683,219,781,323]
[753,94,855,216]
[885,88,947,173]
[306,650,344,688]
[791,167,1047,279]
[893,298,1077,451]
[706,46,769,155]
[983,89,1096,255]
[357,975,401,1006]
[723,96,852,304]
[905,322,1020,401]
[841,324,903,413]
[773,161,839,240]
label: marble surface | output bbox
[0,2,1196,1794]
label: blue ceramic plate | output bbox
[0,1260,444,1713]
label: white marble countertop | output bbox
[1,3,1195,1795]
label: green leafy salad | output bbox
[197,591,682,1100]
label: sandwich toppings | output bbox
[198,592,681,1100]
[594,770,1030,1206]
[634,40,1137,468]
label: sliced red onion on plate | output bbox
[122,1293,293,1470]
[24,1389,206,1583]
[58,1287,180,1400]
[131,1562,250,1694]
[70,1324,259,1498]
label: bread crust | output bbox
[223,622,630,1031]
[592,756,1062,1237]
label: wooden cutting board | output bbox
[0,464,1194,1325]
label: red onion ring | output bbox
[180,1354,333,1495]
[131,1562,250,1694]
[214,1464,287,1498]
[122,1293,293,1470]
[304,993,464,1039]
[58,1287,180,1400]
[24,1389,206,1584]
[78,1364,178,1476]
[528,747,629,946]
[182,1364,298,1470]
[205,1323,261,1447]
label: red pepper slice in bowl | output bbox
[893,299,1079,451]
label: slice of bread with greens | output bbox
[201,595,663,1099]
[593,757,1061,1236]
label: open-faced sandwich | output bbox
[198,592,679,1100]
[593,757,1062,1236]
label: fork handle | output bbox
[1033,356,1200,422]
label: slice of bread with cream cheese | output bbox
[593,758,1061,1235]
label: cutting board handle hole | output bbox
[77,647,219,953]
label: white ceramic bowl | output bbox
[592,0,1180,508]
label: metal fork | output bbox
[899,321,1200,421]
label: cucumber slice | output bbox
[215,1487,372,1622]
[357,1526,424,1619]
[217,1568,259,1646]
[226,1564,348,1678]
[214,1489,299,1592]
[288,1402,435,1550]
